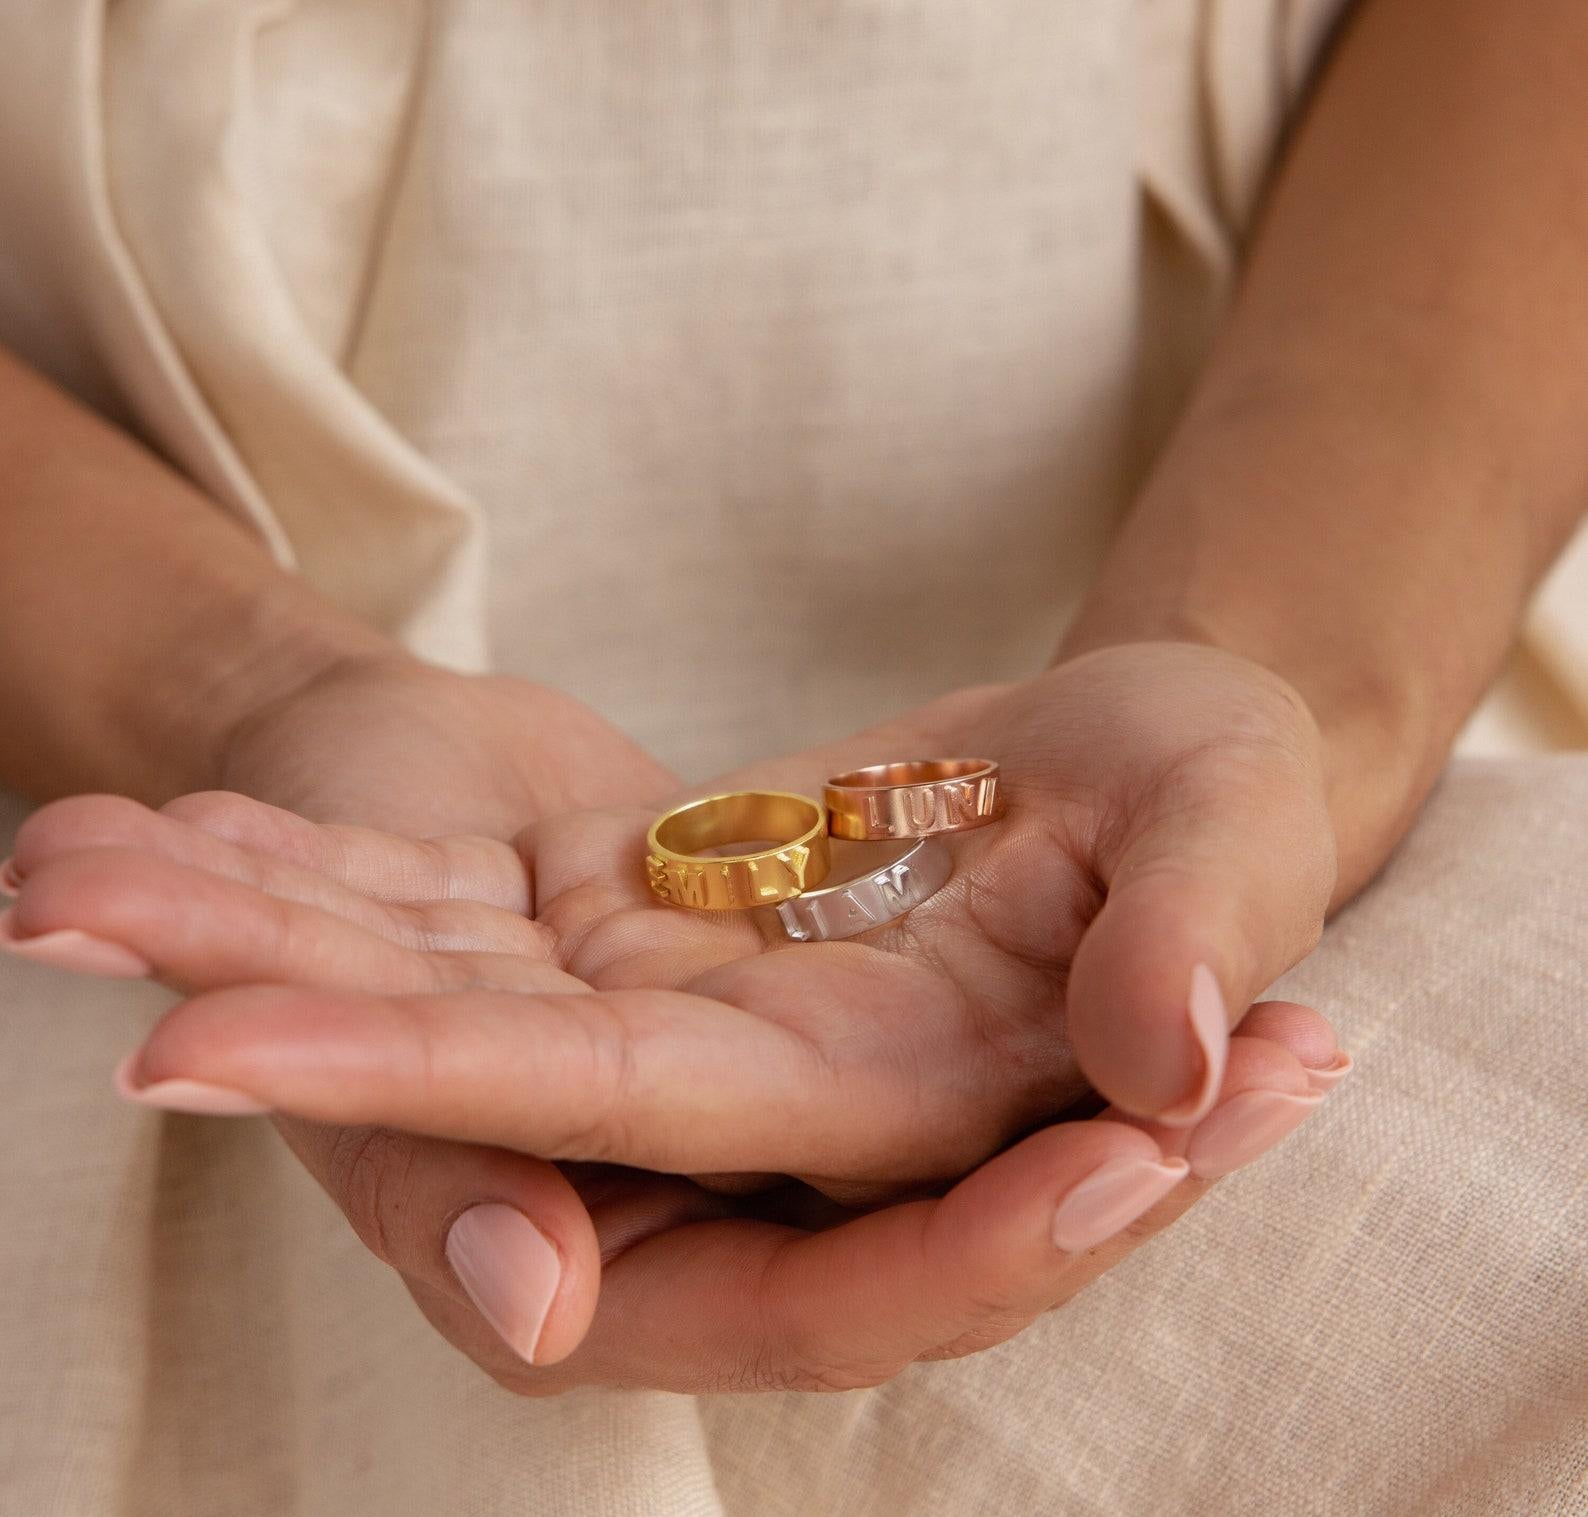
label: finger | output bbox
[271,1119,602,1367]
[12,795,409,935]
[1108,1028,1321,1175]
[121,979,924,1176]
[1064,712,1337,1125]
[6,847,572,996]
[392,1168,743,1391]
[1230,997,1350,1090]
[160,791,530,910]
[536,1116,1185,1393]
[13,794,537,949]
[923,1006,1344,1363]
[520,1008,1345,1393]
[10,794,528,951]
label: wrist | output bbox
[129,575,403,802]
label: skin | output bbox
[11,646,1337,1187]
[3,0,1588,1391]
[5,681,1343,1391]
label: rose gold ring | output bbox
[823,759,1004,841]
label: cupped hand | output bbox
[8,651,675,1371]
[5,784,1344,1392]
[0,641,1352,1385]
[73,643,1339,1189]
[523,639,1340,1186]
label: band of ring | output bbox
[775,837,952,942]
[646,790,832,910]
[824,758,1003,841]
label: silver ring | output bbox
[775,838,952,942]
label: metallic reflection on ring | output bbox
[775,837,952,942]
[824,758,1003,841]
[646,790,830,910]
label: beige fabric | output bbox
[0,3,1586,1513]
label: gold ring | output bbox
[824,759,1004,841]
[646,790,831,910]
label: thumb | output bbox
[233,1108,606,1370]
[1064,747,1337,1123]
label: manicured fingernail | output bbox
[0,910,151,978]
[446,1203,562,1364]
[114,1052,272,1116]
[0,857,20,894]
[1305,1051,1354,1093]
[1185,1087,1324,1179]
[1051,1155,1190,1253]
[1157,962,1229,1126]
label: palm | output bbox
[216,655,676,835]
[12,644,1333,1190]
[519,643,1334,1184]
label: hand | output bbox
[214,650,676,835]
[5,788,1344,1392]
[8,651,679,1373]
[2,644,1348,1390]
[85,643,1338,1190]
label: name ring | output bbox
[775,837,952,942]
[824,758,1004,842]
[646,790,831,910]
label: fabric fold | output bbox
[0,0,489,669]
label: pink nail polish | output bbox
[1185,1088,1324,1180]
[0,856,20,894]
[114,1053,271,1116]
[1305,1051,1354,1093]
[1051,1156,1190,1253]
[1157,963,1230,1127]
[0,910,151,978]
[446,1204,562,1364]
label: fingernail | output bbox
[114,1052,272,1116]
[1157,962,1229,1126]
[1185,1087,1324,1180]
[0,910,151,978]
[0,857,20,895]
[1051,1155,1190,1253]
[446,1203,562,1365]
[1305,1051,1354,1093]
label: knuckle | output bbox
[927,1301,1045,1361]
[259,890,311,972]
[772,1352,903,1394]
[379,899,439,952]
[748,1319,907,1393]
[420,950,486,994]
[412,837,460,899]
[536,997,640,1162]
[958,1283,1036,1325]
[325,1126,420,1266]
[407,900,557,961]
